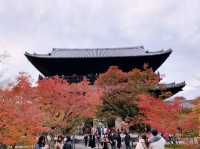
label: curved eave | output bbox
[24,49,172,59]
[24,48,172,76]
[154,82,186,90]
[152,82,186,96]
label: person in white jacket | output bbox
[135,134,149,149]
[149,129,166,149]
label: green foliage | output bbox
[165,144,200,149]
[95,66,161,126]
[63,116,84,134]
[106,116,116,128]
[99,90,139,119]
[183,129,199,138]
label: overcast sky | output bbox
[0,0,200,99]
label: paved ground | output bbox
[73,142,135,149]
[73,143,103,149]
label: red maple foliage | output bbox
[0,74,47,147]
[96,66,160,89]
[96,66,127,87]
[35,76,102,130]
[0,74,102,146]
[138,94,198,134]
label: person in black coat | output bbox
[109,133,116,149]
[102,135,109,149]
[116,132,121,149]
[63,136,72,149]
[84,135,89,147]
[88,134,96,148]
[124,132,131,149]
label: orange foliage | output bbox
[0,74,102,145]
[96,66,160,88]
[35,76,102,129]
[96,66,127,86]
[192,97,200,136]
[0,74,46,145]
[138,94,198,134]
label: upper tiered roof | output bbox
[51,46,149,57]
[26,46,172,58]
[25,46,172,76]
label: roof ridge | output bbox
[52,46,144,51]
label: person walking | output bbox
[102,135,109,149]
[84,134,89,147]
[135,134,149,149]
[124,132,131,149]
[96,132,101,149]
[109,132,116,149]
[63,136,72,149]
[55,135,64,149]
[88,134,96,148]
[35,136,49,149]
[116,131,121,149]
[149,128,166,149]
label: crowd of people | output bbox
[83,128,166,149]
[83,130,124,149]
[34,128,166,149]
[83,130,122,149]
[34,135,73,149]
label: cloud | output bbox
[0,0,200,98]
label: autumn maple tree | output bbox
[0,73,102,147]
[95,66,162,128]
[35,77,102,132]
[95,66,198,135]
[191,97,200,136]
[0,74,46,148]
[138,95,199,136]
[138,95,180,134]
[195,105,200,146]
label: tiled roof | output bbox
[50,46,148,57]
[154,82,186,90]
